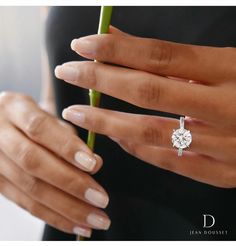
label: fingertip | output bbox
[73,226,92,238]
[74,151,97,172]
[91,154,103,174]
[62,108,68,120]
[94,153,103,166]
[71,39,78,51]
[54,65,62,79]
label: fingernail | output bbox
[73,226,91,238]
[62,109,85,125]
[85,188,109,208]
[87,213,111,230]
[71,37,96,55]
[55,65,78,82]
[74,151,96,171]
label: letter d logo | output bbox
[203,214,215,228]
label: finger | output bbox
[57,118,77,134]
[0,152,110,230]
[70,27,236,84]
[0,92,101,173]
[0,174,92,237]
[55,62,218,124]
[55,61,229,126]
[62,105,236,164]
[0,121,109,209]
[110,141,236,189]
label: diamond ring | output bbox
[172,117,192,156]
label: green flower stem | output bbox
[87,6,113,151]
[79,6,112,241]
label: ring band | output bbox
[172,116,192,156]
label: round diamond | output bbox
[172,128,192,149]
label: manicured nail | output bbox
[71,37,96,55]
[74,151,96,171]
[73,226,91,238]
[87,213,111,230]
[85,188,109,208]
[55,65,78,82]
[62,109,85,125]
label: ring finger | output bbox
[63,105,236,164]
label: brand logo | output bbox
[203,214,215,228]
[189,213,228,237]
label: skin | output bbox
[55,25,236,189]
[1,8,111,239]
[0,92,110,238]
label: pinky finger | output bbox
[110,138,236,189]
[0,175,92,238]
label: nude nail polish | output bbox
[55,65,78,82]
[87,213,111,230]
[62,109,85,125]
[73,226,91,238]
[85,188,109,208]
[74,151,96,171]
[71,37,96,55]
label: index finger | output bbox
[71,28,236,84]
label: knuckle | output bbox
[137,77,162,108]
[149,40,173,73]
[141,122,163,145]
[90,115,105,131]
[0,91,33,106]
[80,62,98,89]
[89,64,99,89]
[17,143,39,172]
[106,36,117,57]
[28,201,40,217]
[60,135,77,159]
[66,175,83,194]
[25,114,48,139]
[100,35,116,58]
[23,176,40,195]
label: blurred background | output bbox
[0,7,45,240]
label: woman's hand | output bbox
[0,92,110,238]
[55,26,236,189]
